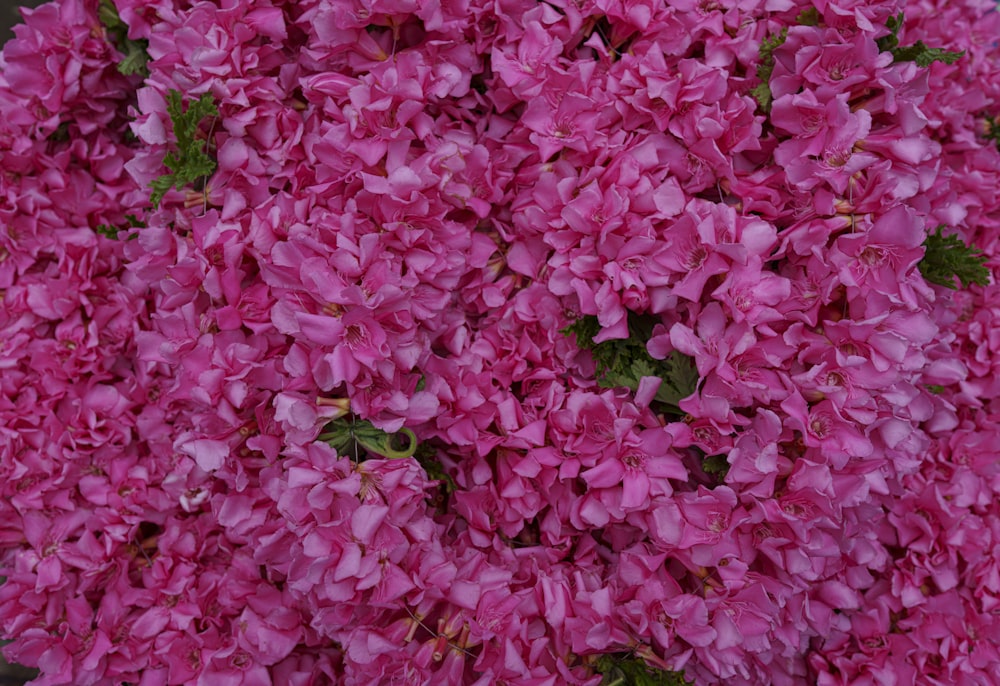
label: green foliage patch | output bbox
[920,226,990,289]
[564,313,698,416]
[150,91,218,208]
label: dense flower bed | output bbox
[3,0,1000,683]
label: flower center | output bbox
[707,512,728,533]
[621,451,646,470]
[808,412,833,438]
[859,245,887,267]
[345,324,367,348]
[685,245,708,270]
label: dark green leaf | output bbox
[564,313,698,416]
[919,226,990,289]
[319,417,418,459]
[654,352,699,413]
[95,224,118,239]
[875,12,904,52]
[702,454,730,477]
[413,441,456,493]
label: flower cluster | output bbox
[3,0,1000,683]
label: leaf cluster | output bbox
[94,214,142,240]
[318,417,418,460]
[751,27,788,113]
[150,91,219,208]
[919,226,990,289]
[595,654,692,686]
[876,13,964,67]
[564,313,698,415]
[98,0,150,76]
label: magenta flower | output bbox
[6,0,1000,683]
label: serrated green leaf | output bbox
[876,13,964,67]
[118,41,149,75]
[889,41,964,67]
[99,0,150,77]
[753,27,788,113]
[906,43,964,67]
[95,216,145,240]
[796,7,821,26]
[750,83,772,113]
[595,654,692,686]
[919,226,990,289]
[149,176,175,209]
[758,27,789,61]
[150,91,218,207]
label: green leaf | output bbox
[99,0,149,77]
[876,13,963,67]
[319,417,418,460]
[97,0,122,28]
[758,27,789,63]
[150,90,219,207]
[595,654,692,686]
[925,384,946,394]
[148,176,175,208]
[875,12,904,53]
[413,441,456,493]
[893,42,964,67]
[564,313,698,416]
[752,27,788,113]
[48,121,71,143]
[654,351,699,413]
[919,226,990,289]
[95,215,145,240]
[702,454,730,477]
[118,40,150,76]
[796,7,821,26]
[95,223,119,239]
